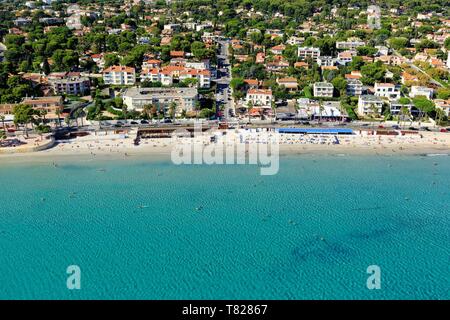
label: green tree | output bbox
[13,104,35,138]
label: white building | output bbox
[246,89,273,108]
[140,69,173,86]
[389,99,419,117]
[48,73,91,95]
[122,87,198,115]
[185,61,210,70]
[103,66,136,85]
[313,82,334,98]
[287,36,304,46]
[346,79,363,96]
[447,51,450,69]
[297,47,321,62]
[179,69,211,88]
[410,86,434,100]
[357,95,384,116]
[374,83,401,100]
[336,40,365,50]
[317,56,336,67]
[336,51,356,65]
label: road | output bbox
[216,39,235,121]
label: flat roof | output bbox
[276,128,354,134]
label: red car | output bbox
[440,128,448,133]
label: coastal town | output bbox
[0,0,449,155]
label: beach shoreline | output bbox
[0,135,449,165]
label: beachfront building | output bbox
[297,47,320,62]
[103,66,136,85]
[389,99,419,117]
[122,87,198,116]
[311,101,346,121]
[0,97,65,123]
[410,86,434,100]
[346,79,363,96]
[246,89,273,108]
[336,40,365,50]
[357,95,384,116]
[313,82,334,98]
[374,83,401,100]
[48,72,91,95]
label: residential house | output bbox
[270,45,285,55]
[410,86,434,99]
[337,50,356,65]
[276,77,298,91]
[374,83,401,100]
[246,89,273,108]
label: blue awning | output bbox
[276,128,353,134]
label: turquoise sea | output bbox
[0,154,449,299]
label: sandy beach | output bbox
[0,129,449,164]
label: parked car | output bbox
[140,120,149,124]
[439,128,448,133]
[409,127,418,131]
[130,121,138,125]
[392,125,400,130]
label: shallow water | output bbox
[0,154,449,299]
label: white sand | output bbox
[0,130,449,164]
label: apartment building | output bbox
[346,79,363,96]
[357,95,384,116]
[246,89,273,108]
[48,72,91,95]
[374,83,401,100]
[297,47,321,62]
[313,82,334,98]
[122,87,198,115]
[102,66,136,85]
